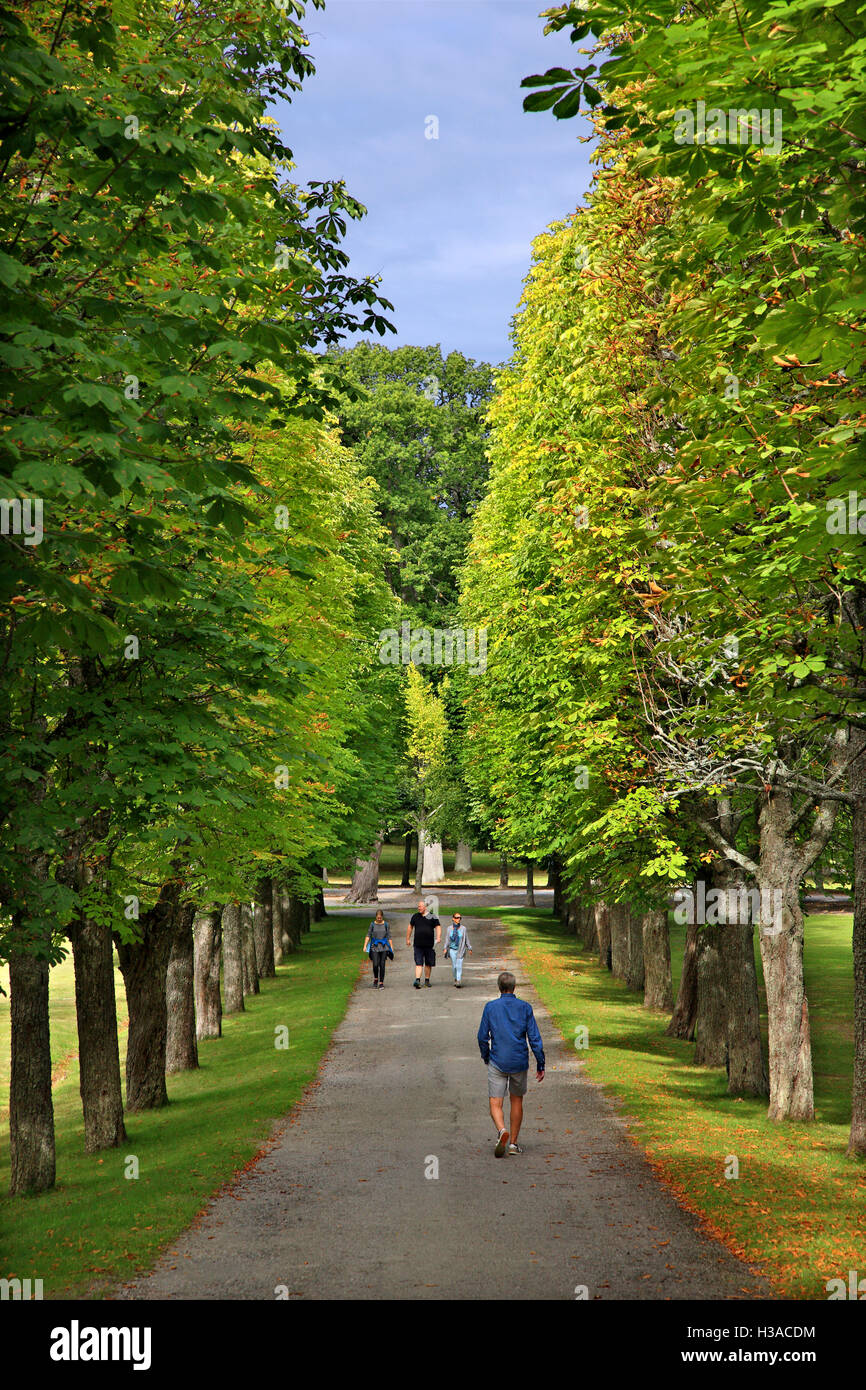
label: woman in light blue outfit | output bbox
[443,912,472,987]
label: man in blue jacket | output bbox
[477,971,545,1157]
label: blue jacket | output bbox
[477,994,545,1073]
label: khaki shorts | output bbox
[487,1061,528,1098]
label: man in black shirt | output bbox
[406,900,441,988]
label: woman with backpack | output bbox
[444,911,472,987]
[363,909,393,988]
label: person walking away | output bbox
[363,910,393,989]
[477,970,545,1156]
[444,912,472,987]
[406,900,441,988]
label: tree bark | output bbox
[609,903,629,981]
[272,880,287,966]
[401,834,414,887]
[222,902,245,1014]
[312,868,327,921]
[580,900,599,952]
[667,922,699,1040]
[595,901,611,969]
[8,939,55,1194]
[415,824,426,893]
[695,922,727,1067]
[550,856,563,920]
[499,855,509,887]
[253,878,275,978]
[345,835,384,904]
[165,901,199,1072]
[241,902,259,996]
[194,910,223,1040]
[115,879,183,1112]
[277,886,295,956]
[285,893,307,950]
[714,863,767,1098]
[758,788,815,1120]
[525,861,535,907]
[68,911,127,1152]
[642,908,673,1011]
[849,716,866,1155]
[624,907,645,993]
[455,840,472,873]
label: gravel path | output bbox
[117,911,771,1301]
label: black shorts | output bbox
[413,945,435,967]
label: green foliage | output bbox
[326,343,496,627]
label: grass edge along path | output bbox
[480,905,865,1301]
[0,914,362,1300]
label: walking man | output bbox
[477,971,545,1156]
[407,899,441,988]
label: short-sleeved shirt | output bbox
[368,921,391,948]
[410,911,439,948]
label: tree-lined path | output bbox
[117,910,770,1301]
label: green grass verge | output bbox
[465,904,866,1300]
[0,915,361,1298]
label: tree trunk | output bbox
[278,886,295,956]
[580,900,598,952]
[401,834,414,887]
[423,839,445,884]
[455,840,472,873]
[609,903,629,982]
[849,716,866,1156]
[68,912,127,1152]
[499,855,509,887]
[695,922,727,1067]
[253,878,275,978]
[759,788,814,1121]
[272,880,287,966]
[194,910,223,1040]
[415,824,426,892]
[715,864,767,1098]
[8,940,55,1194]
[595,901,611,970]
[222,902,245,1014]
[115,881,182,1112]
[312,868,327,921]
[624,907,645,993]
[525,861,535,907]
[570,899,584,941]
[286,893,307,950]
[241,902,259,996]
[667,921,699,1040]
[165,902,199,1072]
[642,909,673,1011]
[345,835,384,904]
[550,856,563,920]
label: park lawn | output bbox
[471,905,865,1300]
[0,915,362,1299]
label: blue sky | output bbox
[272,1,596,367]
